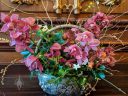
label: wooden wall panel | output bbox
[1,0,128,14]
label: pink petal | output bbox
[25,55,37,67]
[22,25,30,32]
[38,62,43,72]
[90,39,100,47]
[64,47,70,52]
[7,22,14,30]
[77,59,82,65]
[25,17,35,26]
[71,27,79,32]
[15,44,26,52]
[1,13,10,23]
[17,20,25,28]
[1,24,9,32]
[50,43,61,50]
[83,58,88,65]
[76,55,82,60]
[32,25,40,31]
[26,47,34,53]
[10,31,22,39]
[10,14,19,22]
[84,46,90,55]
[91,46,97,50]
[9,39,16,46]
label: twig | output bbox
[85,79,99,96]
[103,79,127,94]
[41,0,53,27]
[0,0,34,15]
[0,59,19,85]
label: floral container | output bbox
[38,73,81,96]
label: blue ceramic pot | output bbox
[37,73,81,96]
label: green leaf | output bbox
[29,71,38,79]
[51,32,65,44]
[36,30,42,36]
[54,33,63,39]
[58,69,65,76]
[92,70,98,79]
[57,39,65,44]
[58,65,63,69]
[79,78,87,86]
[23,53,31,58]
[20,50,30,55]
[20,50,31,58]
[98,72,105,79]
[99,65,106,70]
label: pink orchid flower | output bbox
[24,55,43,72]
[45,43,62,58]
[15,42,27,52]
[1,13,19,32]
[77,52,88,65]
[92,12,111,28]
[0,13,39,52]
[21,17,40,31]
[64,44,82,60]
[64,44,88,65]
[84,19,101,37]
[65,59,76,67]
[84,39,100,55]
[50,43,61,57]
[75,31,94,43]
[9,30,30,52]
[96,47,116,67]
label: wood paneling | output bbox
[1,0,128,14]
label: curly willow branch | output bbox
[103,79,126,94]
[0,0,34,15]
[35,24,86,54]
[85,79,99,96]
[0,59,19,85]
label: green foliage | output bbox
[51,32,65,44]
[98,72,105,79]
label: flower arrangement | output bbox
[0,12,126,95]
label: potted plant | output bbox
[0,12,126,96]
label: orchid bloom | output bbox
[75,31,100,54]
[84,19,101,37]
[84,39,100,55]
[1,13,19,32]
[65,59,76,67]
[64,44,88,65]
[0,13,39,52]
[24,55,43,72]
[21,17,40,31]
[75,31,94,43]
[92,12,111,28]
[45,43,62,58]
[96,47,116,66]
[64,44,82,60]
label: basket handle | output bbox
[35,24,86,54]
